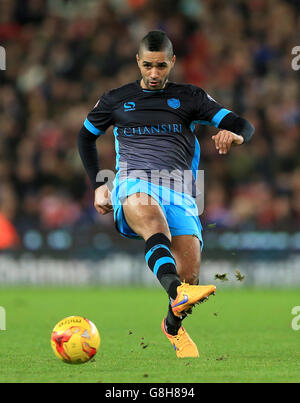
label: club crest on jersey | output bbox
[167,98,180,109]
[124,102,136,112]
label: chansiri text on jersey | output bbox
[118,123,183,136]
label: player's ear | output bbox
[171,54,176,67]
[136,54,140,65]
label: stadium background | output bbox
[0,0,299,286]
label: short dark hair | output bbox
[138,30,174,58]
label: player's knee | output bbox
[126,208,170,240]
[124,196,171,240]
[142,215,171,240]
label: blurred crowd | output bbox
[0,0,299,249]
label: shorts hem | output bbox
[170,229,204,250]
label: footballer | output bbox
[78,31,254,358]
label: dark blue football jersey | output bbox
[83,80,231,195]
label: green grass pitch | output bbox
[0,286,299,383]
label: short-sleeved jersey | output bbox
[83,81,231,196]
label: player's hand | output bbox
[212,130,244,155]
[94,184,113,215]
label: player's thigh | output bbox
[122,192,171,240]
[171,235,201,284]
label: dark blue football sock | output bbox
[145,233,181,300]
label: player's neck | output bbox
[139,79,168,91]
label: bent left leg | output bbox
[171,235,201,285]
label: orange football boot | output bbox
[171,282,216,318]
[161,318,199,358]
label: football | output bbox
[50,316,100,364]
